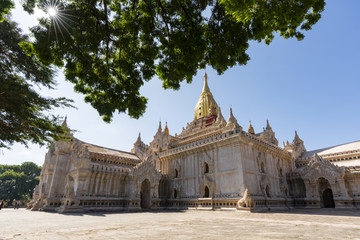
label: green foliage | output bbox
[0,165,21,174]
[0,162,41,201]
[8,0,324,122]
[0,0,14,22]
[0,17,74,149]
[219,0,325,44]
[21,162,41,178]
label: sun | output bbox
[40,0,78,42]
[47,7,58,17]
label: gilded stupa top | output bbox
[194,72,219,120]
[248,121,255,135]
[164,122,169,135]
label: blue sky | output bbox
[1,1,360,166]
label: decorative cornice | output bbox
[159,129,290,160]
[160,130,241,158]
[320,149,360,158]
[242,131,291,159]
[90,152,140,164]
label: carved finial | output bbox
[226,106,241,130]
[164,122,169,135]
[294,130,302,142]
[58,115,74,138]
[266,119,271,130]
[136,132,141,143]
[289,130,306,159]
[248,120,255,135]
[203,71,210,93]
[216,106,225,125]
[62,115,68,127]
[228,106,233,119]
[158,121,162,132]
[314,153,322,162]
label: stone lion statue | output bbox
[237,188,253,208]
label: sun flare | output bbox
[47,7,57,17]
[40,0,78,42]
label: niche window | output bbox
[260,162,265,173]
[265,185,271,198]
[204,162,209,174]
[174,169,178,178]
[204,186,210,198]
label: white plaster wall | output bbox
[242,145,259,194]
[215,142,244,194]
[162,137,292,199]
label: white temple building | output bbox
[28,73,360,212]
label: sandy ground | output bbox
[0,208,360,239]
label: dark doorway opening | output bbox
[204,186,209,198]
[140,179,151,209]
[318,177,335,208]
[322,188,335,208]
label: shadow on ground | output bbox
[51,208,360,217]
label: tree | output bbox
[21,162,42,179]
[0,170,28,201]
[3,0,325,123]
[219,0,325,44]
[0,164,21,174]
[0,162,41,201]
[21,162,42,197]
[0,16,73,149]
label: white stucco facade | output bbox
[28,74,360,212]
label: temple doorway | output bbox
[322,189,335,208]
[140,179,151,209]
[318,177,335,208]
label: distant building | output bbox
[28,73,360,212]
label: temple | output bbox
[28,73,360,212]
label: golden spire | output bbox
[248,120,255,134]
[164,122,169,135]
[202,72,210,94]
[194,72,219,120]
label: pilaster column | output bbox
[95,172,103,195]
[87,171,96,195]
[337,179,349,198]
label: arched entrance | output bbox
[322,189,335,208]
[318,177,335,208]
[140,179,151,209]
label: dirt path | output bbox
[1,209,360,239]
